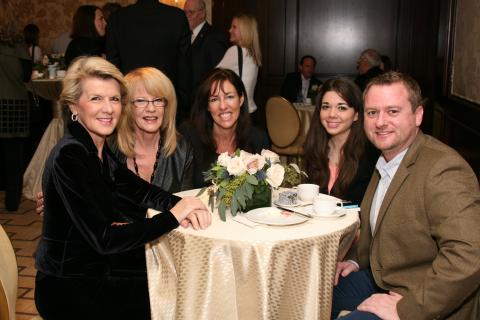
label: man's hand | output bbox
[334,261,359,285]
[357,291,402,320]
[36,192,44,216]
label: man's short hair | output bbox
[300,55,316,66]
[364,71,423,111]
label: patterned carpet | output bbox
[0,192,41,319]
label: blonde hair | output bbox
[60,56,127,111]
[234,14,262,67]
[117,67,177,157]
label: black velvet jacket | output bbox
[35,122,181,278]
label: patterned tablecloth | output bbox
[146,189,359,320]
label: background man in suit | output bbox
[333,71,480,319]
[106,0,191,121]
[184,0,227,91]
[354,48,384,91]
[281,55,322,103]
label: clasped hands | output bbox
[36,192,211,230]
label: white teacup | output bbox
[313,197,343,215]
[297,184,319,202]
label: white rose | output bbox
[217,152,231,167]
[245,154,266,175]
[227,156,246,176]
[261,149,280,164]
[266,164,285,188]
[311,84,318,91]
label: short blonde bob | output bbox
[60,56,127,112]
[117,67,177,157]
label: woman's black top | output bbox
[35,121,181,278]
[65,36,104,67]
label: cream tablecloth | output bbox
[23,79,64,200]
[146,189,359,320]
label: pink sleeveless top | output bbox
[328,164,339,193]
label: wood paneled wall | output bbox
[213,0,479,175]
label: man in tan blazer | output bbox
[332,71,480,319]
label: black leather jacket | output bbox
[35,122,181,278]
[112,134,194,193]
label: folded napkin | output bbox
[232,215,261,228]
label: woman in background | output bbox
[217,14,261,113]
[35,57,210,319]
[181,68,269,187]
[24,23,42,63]
[65,5,106,67]
[303,78,379,205]
[0,0,31,211]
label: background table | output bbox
[146,189,359,320]
[23,79,64,200]
[293,103,315,139]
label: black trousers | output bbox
[0,138,26,211]
[35,271,151,320]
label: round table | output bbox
[146,189,359,320]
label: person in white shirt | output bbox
[217,14,262,113]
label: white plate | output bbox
[244,207,308,226]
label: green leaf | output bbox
[196,187,207,197]
[230,199,238,216]
[218,202,226,221]
[244,183,254,198]
[246,174,258,185]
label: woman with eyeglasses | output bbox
[34,57,210,319]
[113,67,193,193]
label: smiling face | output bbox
[207,80,244,132]
[229,18,242,44]
[319,91,358,140]
[131,84,165,134]
[94,8,106,37]
[364,82,423,161]
[70,77,122,149]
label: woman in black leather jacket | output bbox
[34,57,210,320]
[113,67,193,193]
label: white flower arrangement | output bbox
[200,149,287,221]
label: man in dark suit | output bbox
[184,0,227,91]
[333,72,480,319]
[106,0,191,120]
[281,55,322,103]
[354,48,384,91]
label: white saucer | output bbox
[312,209,346,218]
[273,200,299,208]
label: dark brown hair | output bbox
[303,77,366,198]
[71,5,101,39]
[191,68,251,153]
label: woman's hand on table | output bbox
[171,196,211,230]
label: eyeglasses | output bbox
[132,97,168,109]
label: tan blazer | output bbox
[349,132,480,319]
